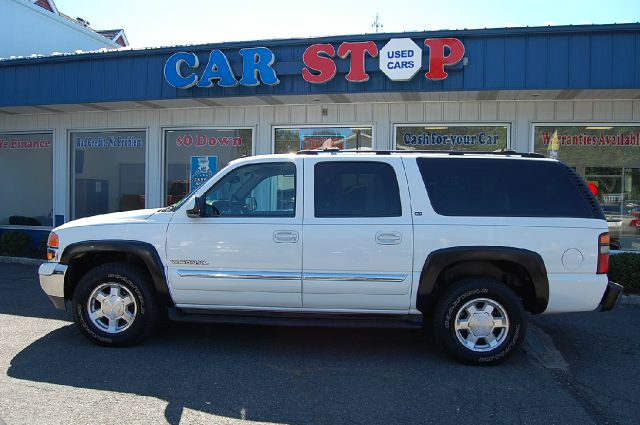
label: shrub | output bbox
[1,231,30,256]
[38,235,49,258]
[609,253,640,293]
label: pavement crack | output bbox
[526,324,620,425]
[550,370,620,425]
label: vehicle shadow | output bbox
[0,263,71,321]
[7,321,529,424]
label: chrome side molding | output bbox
[176,270,408,283]
[303,272,407,283]
[177,270,301,280]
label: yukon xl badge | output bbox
[170,259,209,265]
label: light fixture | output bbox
[586,126,614,130]
[424,126,449,130]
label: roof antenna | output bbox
[372,13,383,33]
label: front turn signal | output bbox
[47,232,59,261]
[47,232,59,249]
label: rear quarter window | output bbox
[417,157,601,218]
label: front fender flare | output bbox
[60,240,173,307]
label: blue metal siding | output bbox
[485,38,505,89]
[569,35,591,88]
[612,33,635,87]
[591,34,613,88]
[0,24,638,107]
[504,37,526,89]
[547,36,569,88]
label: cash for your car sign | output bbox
[191,156,217,190]
[397,126,508,151]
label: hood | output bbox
[55,208,162,230]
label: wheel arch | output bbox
[416,246,549,316]
[60,240,173,307]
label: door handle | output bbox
[375,231,402,245]
[273,230,299,243]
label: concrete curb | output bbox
[620,294,640,305]
[0,256,44,266]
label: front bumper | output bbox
[600,281,623,312]
[38,262,68,310]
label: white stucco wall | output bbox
[1,0,118,59]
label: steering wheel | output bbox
[206,197,243,216]
[228,195,244,215]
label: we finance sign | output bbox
[164,38,465,89]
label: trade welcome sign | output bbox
[164,37,465,89]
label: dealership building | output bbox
[0,23,639,250]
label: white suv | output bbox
[38,150,622,365]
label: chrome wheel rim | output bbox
[87,283,138,334]
[454,298,510,352]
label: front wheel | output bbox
[72,262,158,347]
[432,277,526,365]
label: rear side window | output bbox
[314,161,402,217]
[417,158,599,218]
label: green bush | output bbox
[37,235,48,259]
[0,231,30,256]
[609,253,640,293]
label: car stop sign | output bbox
[379,38,422,81]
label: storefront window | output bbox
[533,125,640,250]
[395,124,509,151]
[71,130,146,219]
[0,132,53,226]
[274,127,373,153]
[164,128,252,206]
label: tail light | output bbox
[597,232,610,274]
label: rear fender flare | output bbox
[417,246,549,314]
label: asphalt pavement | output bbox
[0,263,638,425]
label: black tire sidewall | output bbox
[434,278,526,365]
[72,263,157,346]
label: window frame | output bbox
[272,124,375,153]
[313,160,402,218]
[416,157,598,218]
[162,126,256,207]
[69,128,147,220]
[529,122,640,153]
[0,129,55,230]
[530,122,640,251]
[201,161,297,218]
[393,122,512,151]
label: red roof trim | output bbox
[34,0,54,12]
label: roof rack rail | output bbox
[296,148,546,158]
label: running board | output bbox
[168,308,424,329]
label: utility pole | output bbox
[372,13,383,33]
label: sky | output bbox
[53,0,640,49]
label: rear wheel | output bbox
[432,277,526,365]
[72,262,158,346]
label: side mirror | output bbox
[186,196,202,218]
[244,196,257,212]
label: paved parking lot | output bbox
[0,263,638,425]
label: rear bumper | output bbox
[38,262,67,310]
[600,281,623,312]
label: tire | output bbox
[432,277,526,365]
[72,262,158,347]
